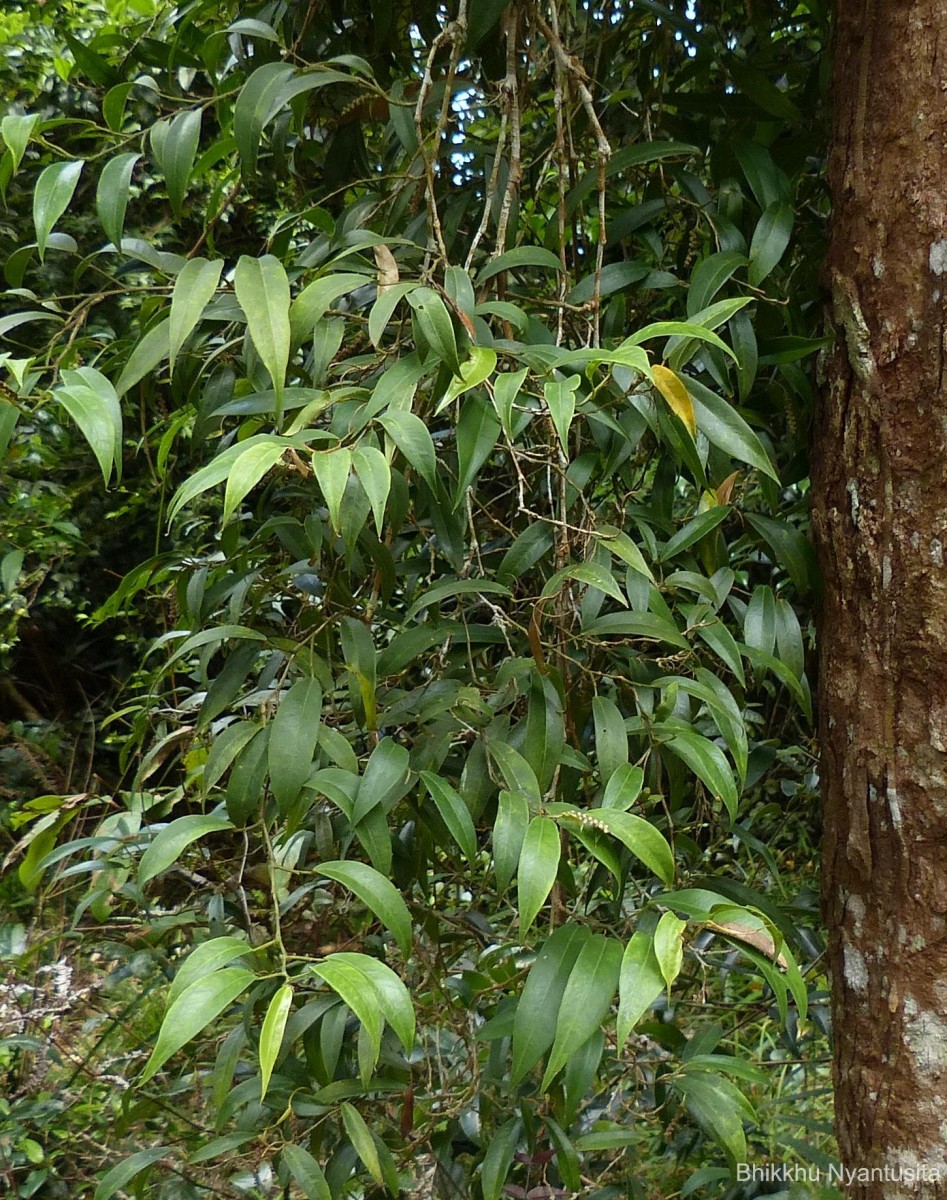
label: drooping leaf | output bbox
[517,816,561,933]
[317,861,411,956]
[259,984,293,1100]
[150,109,201,215]
[268,676,323,814]
[421,772,477,861]
[34,160,83,261]
[234,254,292,426]
[169,257,223,376]
[541,935,622,1089]
[139,813,233,886]
[617,931,666,1045]
[96,153,138,249]
[141,967,255,1082]
[54,366,123,485]
[511,924,591,1085]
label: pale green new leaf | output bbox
[544,375,579,452]
[328,952,414,1052]
[259,984,293,1100]
[653,910,687,989]
[1,113,38,173]
[168,936,252,1006]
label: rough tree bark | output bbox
[812,1,947,1196]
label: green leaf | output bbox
[493,789,530,894]
[673,1071,750,1163]
[744,585,776,655]
[421,772,477,861]
[269,676,323,813]
[454,395,501,506]
[749,202,793,286]
[685,377,779,481]
[54,366,123,485]
[259,983,293,1100]
[291,272,370,347]
[310,958,383,1075]
[602,762,644,811]
[696,618,746,686]
[582,611,689,650]
[222,439,285,524]
[352,445,391,535]
[96,153,138,249]
[408,287,462,376]
[592,695,629,783]
[341,1103,387,1189]
[169,257,222,376]
[94,1147,170,1200]
[141,967,255,1082]
[114,317,171,396]
[491,366,529,438]
[489,741,542,805]
[477,245,564,283]
[139,813,233,886]
[150,109,201,215]
[318,861,411,956]
[661,507,730,561]
[378,408,437,489]
[591,809,674,885]
[329,952,414,1052]
[617,931,666,1045]
[340,619,379,734]
[235,255,292,426]
[565,140,697,216]
[168,936,252,1006]
[517,816,561,933]
[511,924,591,1085]
[481,1119,521,1200]
[438,345,497,411]
[311,446,352,533]
[541,934,622,1089]
[544,562,627,608]
[544,375,580,452]
[34,160,83,262]
[594,525,655,581]
[281,1144,331,1200]
[653,910,687,989]
[567,261,650,304]
[744,512,818,595]
[233,63,352,176]
[1,113,38,174]
[664,728,739,821]
[774,597,805,679]
[403,578,511,624]
[687,251,747,317]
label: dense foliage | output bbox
[1,1,834,1197]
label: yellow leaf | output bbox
[651,364,697,439]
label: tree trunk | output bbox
[813,2,947,1195]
